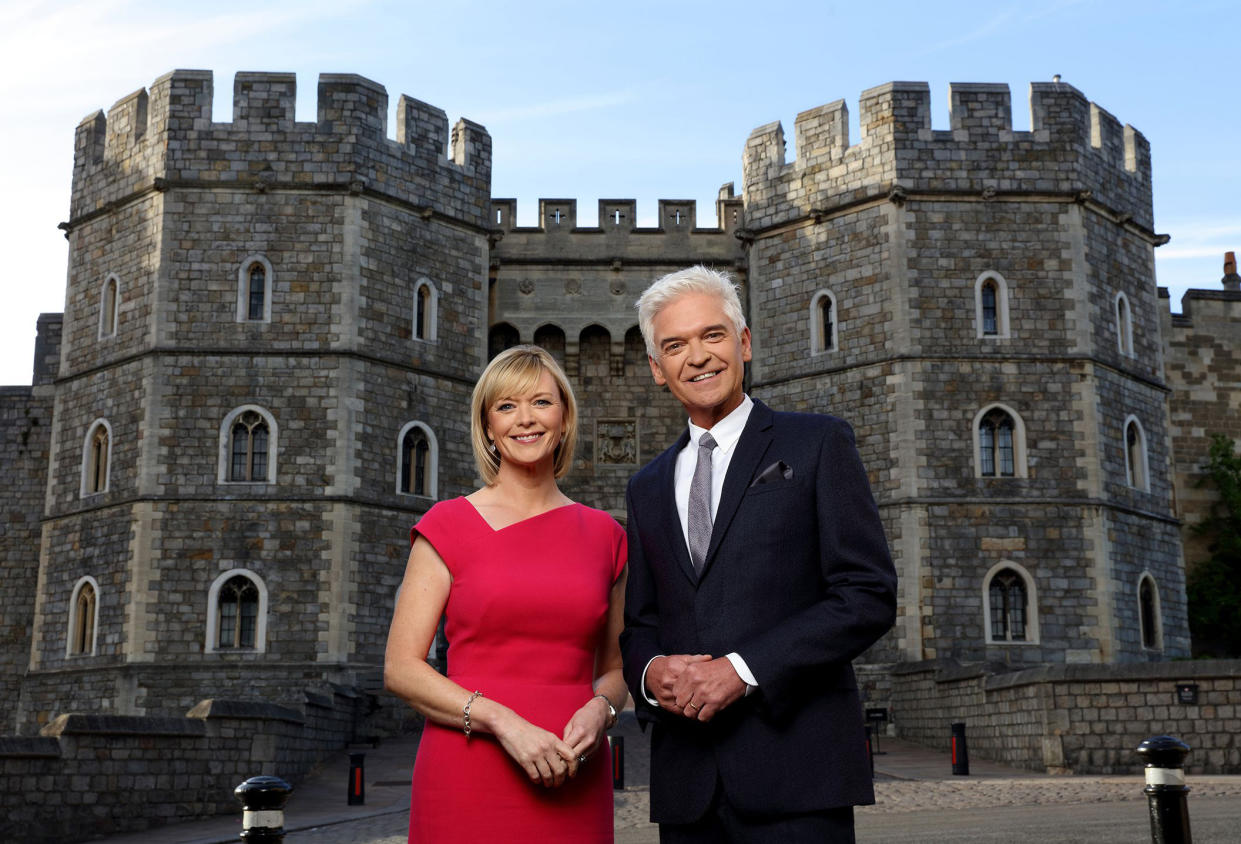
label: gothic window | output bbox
[974,271,1010,339]
[983,562,1038,645]
[488,323,520,360]
[981,281,998,335]
[80,419,112,497]
[67,577,99,657]
[975,405,1028,478]
[99,275,119,339]
[989,569,1028,641]
[1125,416,1149,491]
[206,569,268,653]
[1139,574,1162,650]
[810,290,837,353]
[413,278,437,342]
[1115,292,1134,356]
[398,422,438,499]
[534,324,567,369]
[219,406,278,484]
[236,255,273,323]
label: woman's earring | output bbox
[488,440,497,454]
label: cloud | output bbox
[1157,220,1241,260]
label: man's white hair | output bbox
[635,265,747,359]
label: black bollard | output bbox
[865,725,875,779]
[608,734,624,790]
[1135,735,1192,844]
[235,775,293,843]
[950,722,970,776]
[348,752,366,805]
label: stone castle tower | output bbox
[0,71,1206,734]
[8,70,492,731]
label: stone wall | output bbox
[490,189,745,515]
[891,659,1241,774]
[0,691,378,843]
[1160,282,1241,571]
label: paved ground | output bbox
[92,713,1241,843]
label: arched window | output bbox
[534,324,567,368]
[1124,415,1149,492]
[80,418,112,497]
[974,404,1027,478]
[974,271,1010,339]
[1138,573,1162,650]
[219,406,278,484]
[413,278,438,342]
[579,324,611,378]
[237,255,273,323]
[67,576,99,657]
[810,290,837,353]
[1115,292,1134,356]
[99,275,119,339]
[205,569,268,653]
[398,421,439,499]
[488,323,520,360]
[983,562,1039,644]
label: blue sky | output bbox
[1,0,1236,385]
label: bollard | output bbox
[235,775,293,843]
[1136,735,1192,844]
[950,722,970,776]
[865,725,875,779]
[608,734,624,790]
[348,752,366,805]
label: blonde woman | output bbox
[385,345,627,843]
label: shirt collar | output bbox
[687,394,753,456]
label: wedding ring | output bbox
[687,701,699,710]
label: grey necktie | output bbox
[688,432,718,575]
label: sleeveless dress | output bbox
[407,497,625,843]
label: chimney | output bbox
[1225,251,1240,291]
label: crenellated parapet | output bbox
[69,70,491,228]
[743,81,1153,234]
[491,185,744,265]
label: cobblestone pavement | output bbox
[277,776,1241,843]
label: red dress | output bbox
[407,497,625,843]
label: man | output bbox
[620,265,897,842]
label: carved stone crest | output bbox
[565,278,581,295]
[596,419,637,465]
[518,279,535,295]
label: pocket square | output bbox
[750,460,793,487]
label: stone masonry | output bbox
[0,72,1236,778]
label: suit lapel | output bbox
[653,430,698,585]
[701,400,775,579]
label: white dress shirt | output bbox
[642,395,758,704]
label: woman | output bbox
[384,345,627,843]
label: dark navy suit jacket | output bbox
[620,399,897,823]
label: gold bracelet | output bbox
[463,690,484,738]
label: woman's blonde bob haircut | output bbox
[471,344,578,485]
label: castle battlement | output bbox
[492,191,742,234]
[743,81,1153,233]
[490,186,744,265]
[69,70,492,227]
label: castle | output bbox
[2,70,1239,747]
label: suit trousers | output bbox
[657,776,856,844]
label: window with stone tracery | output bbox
[81,419,111,497]
[67,577,99,657]
[219,406,278,484]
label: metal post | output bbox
[951,722,970,776]
[1136,735,1192,844]
[608,734,624,790]
[865,725,875,779]
[348,752,366,805]
[235,775,293,843]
